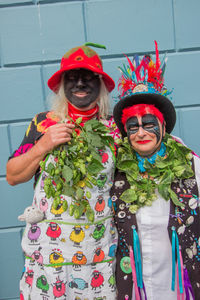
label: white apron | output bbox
[19,143,118,300]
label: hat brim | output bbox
[113,93,176,136]
[47,62,115,93]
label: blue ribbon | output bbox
[171,226,183,293]
[132,226,143,288]
[136,142,166,172]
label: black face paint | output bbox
[142,114,161,143]
[126,116,139,136]
[126,114,161,143]
[63,69,101,108]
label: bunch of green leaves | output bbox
[116,134,194,214]
[40,118,114,222]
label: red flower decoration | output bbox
[37,112,60,133]
[75,55,84,61]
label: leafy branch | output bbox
[116,134,194,213]
[40,118,114,222]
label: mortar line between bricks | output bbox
[7,124,13,156]
[171,0,177,51]
[40,66,48,110]
[4,48,200,69]
[82,1,88,42]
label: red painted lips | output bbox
[136,140,151,144]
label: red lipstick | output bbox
[136,140,151,144]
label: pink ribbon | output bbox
[130,246,141,300]
[177,249,184,300]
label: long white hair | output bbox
[48,77,110,122]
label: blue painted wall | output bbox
[0,0,200,299]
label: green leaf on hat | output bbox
[84,42,106,50]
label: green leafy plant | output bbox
[117,134,194,213]
[40,118,114,222]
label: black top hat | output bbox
[113,41,176,137]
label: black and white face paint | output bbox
[63,69,101,109]
[126,114,162,143]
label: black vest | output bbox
[111,157,200,299]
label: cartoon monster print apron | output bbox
[19,145,118,300]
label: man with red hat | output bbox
[7,44,119,299]
[7,43,116,186]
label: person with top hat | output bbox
[110,41,200,300]
[6,43,120,299]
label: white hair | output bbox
[47,77,110,122]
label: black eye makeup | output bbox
[126,117,139,134]
[142,114,160,142]
[126,114,162,143]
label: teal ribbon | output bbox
[132,226,143,288]
[171,226,183,293]
[136,142,166,172]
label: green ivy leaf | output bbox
[89,149,102,162]
[173,165,185,177]
[158,184,170,200]
[67,145,78,153]
[62,165,73,182]
[62,183,74,197]
[86,132,104,147]
[117,160,138,172]
[87,159,104,175]
[155,156,172,168]
[120,189,137,203]
[169,189,185,208]
[76,187,84,200]
[47,162,55,174]
[117,151,126,161]
[159,170,174,185]
[73,171,82,185]
[182,164,194,178]
[100,135,114,147]
[84,119,106,131]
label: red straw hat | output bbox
[48,44,115,93]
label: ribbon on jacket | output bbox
[171,226,184,297]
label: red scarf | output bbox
[67,102,99,126]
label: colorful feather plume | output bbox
[118,41,170,99]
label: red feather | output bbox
[124,54,135,72]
